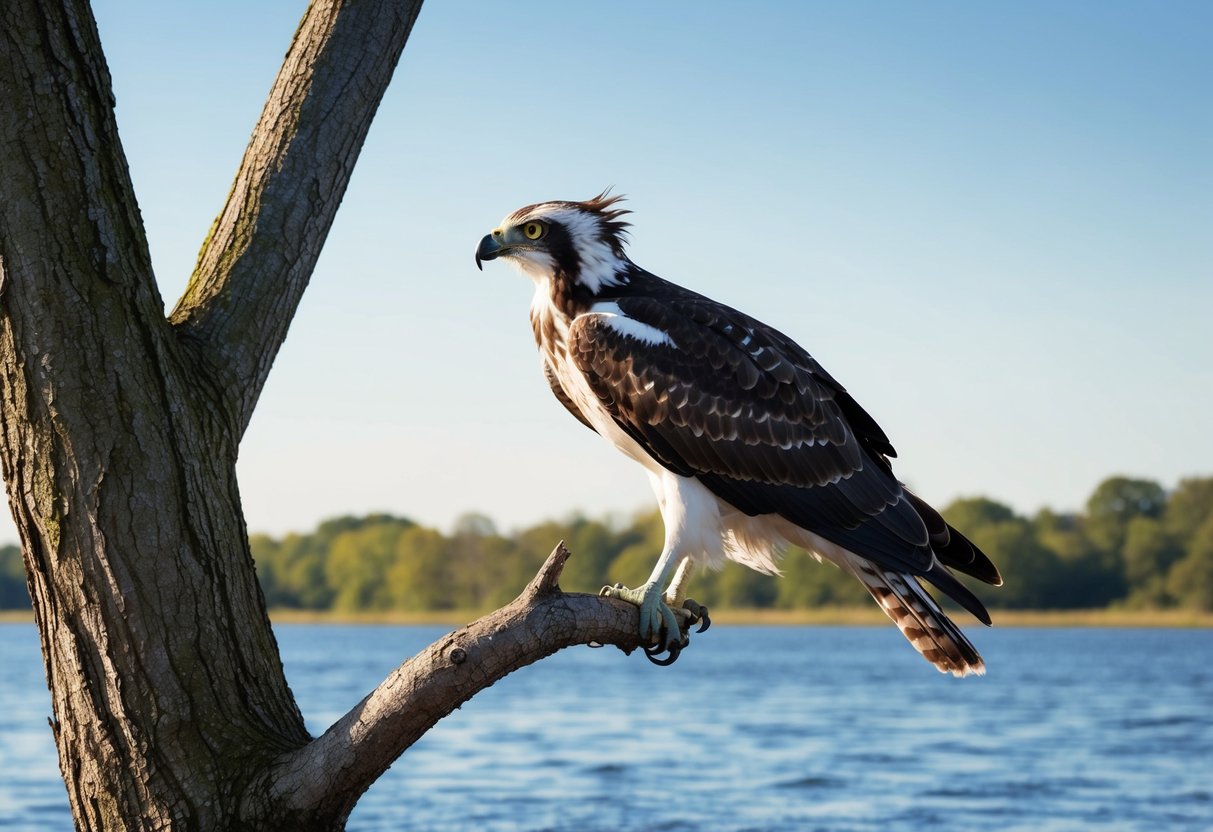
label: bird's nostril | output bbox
[492,229,503,239]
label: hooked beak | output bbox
[475,233,502,271]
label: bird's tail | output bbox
[846,556,986,677]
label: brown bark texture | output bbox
[0,2,655,830]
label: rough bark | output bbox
[0,2,659,830]
[1,2,308,828]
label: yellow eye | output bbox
[522,221,546,240]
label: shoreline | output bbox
[265,607,1213,628]
[6,608,1207,627]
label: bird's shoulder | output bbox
[569,269,898,463]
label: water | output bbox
[2,623,1210,831]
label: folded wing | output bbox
[568,291,1000,620]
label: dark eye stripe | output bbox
[541,222,579,279]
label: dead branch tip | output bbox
[521,541,571,600]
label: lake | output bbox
[2,623,1211,831]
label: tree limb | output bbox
[169,0,423,437]
[255,543,649,827]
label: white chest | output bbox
[531,292,665,474]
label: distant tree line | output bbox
[1,476,1210,613]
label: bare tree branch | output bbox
[169,0,423,436]
[255,544,649,826]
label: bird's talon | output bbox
[644,639,681,666]
[600,582,707,667]
[680,599,711,633]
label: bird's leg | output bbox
[601,476,712,664]
[663,557,710,634]
[662,555,693,608]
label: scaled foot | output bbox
[599,582,710,665]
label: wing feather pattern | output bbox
[567,290,1000,618]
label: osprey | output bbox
[476,193,1001,673]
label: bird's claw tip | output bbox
[681,600,711,633]
[644,639,682,666]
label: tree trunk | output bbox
[0,1,408,828]
[0,3,662,829]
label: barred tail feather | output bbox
[848,557,986,677]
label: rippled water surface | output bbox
[2,624,1211,830]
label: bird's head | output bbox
[475,191,632,292]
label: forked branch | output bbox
[256,544,648,826]
[169,0,423,436]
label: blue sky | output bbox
[8,1,1208,542]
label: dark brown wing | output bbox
[568,294,998,616]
